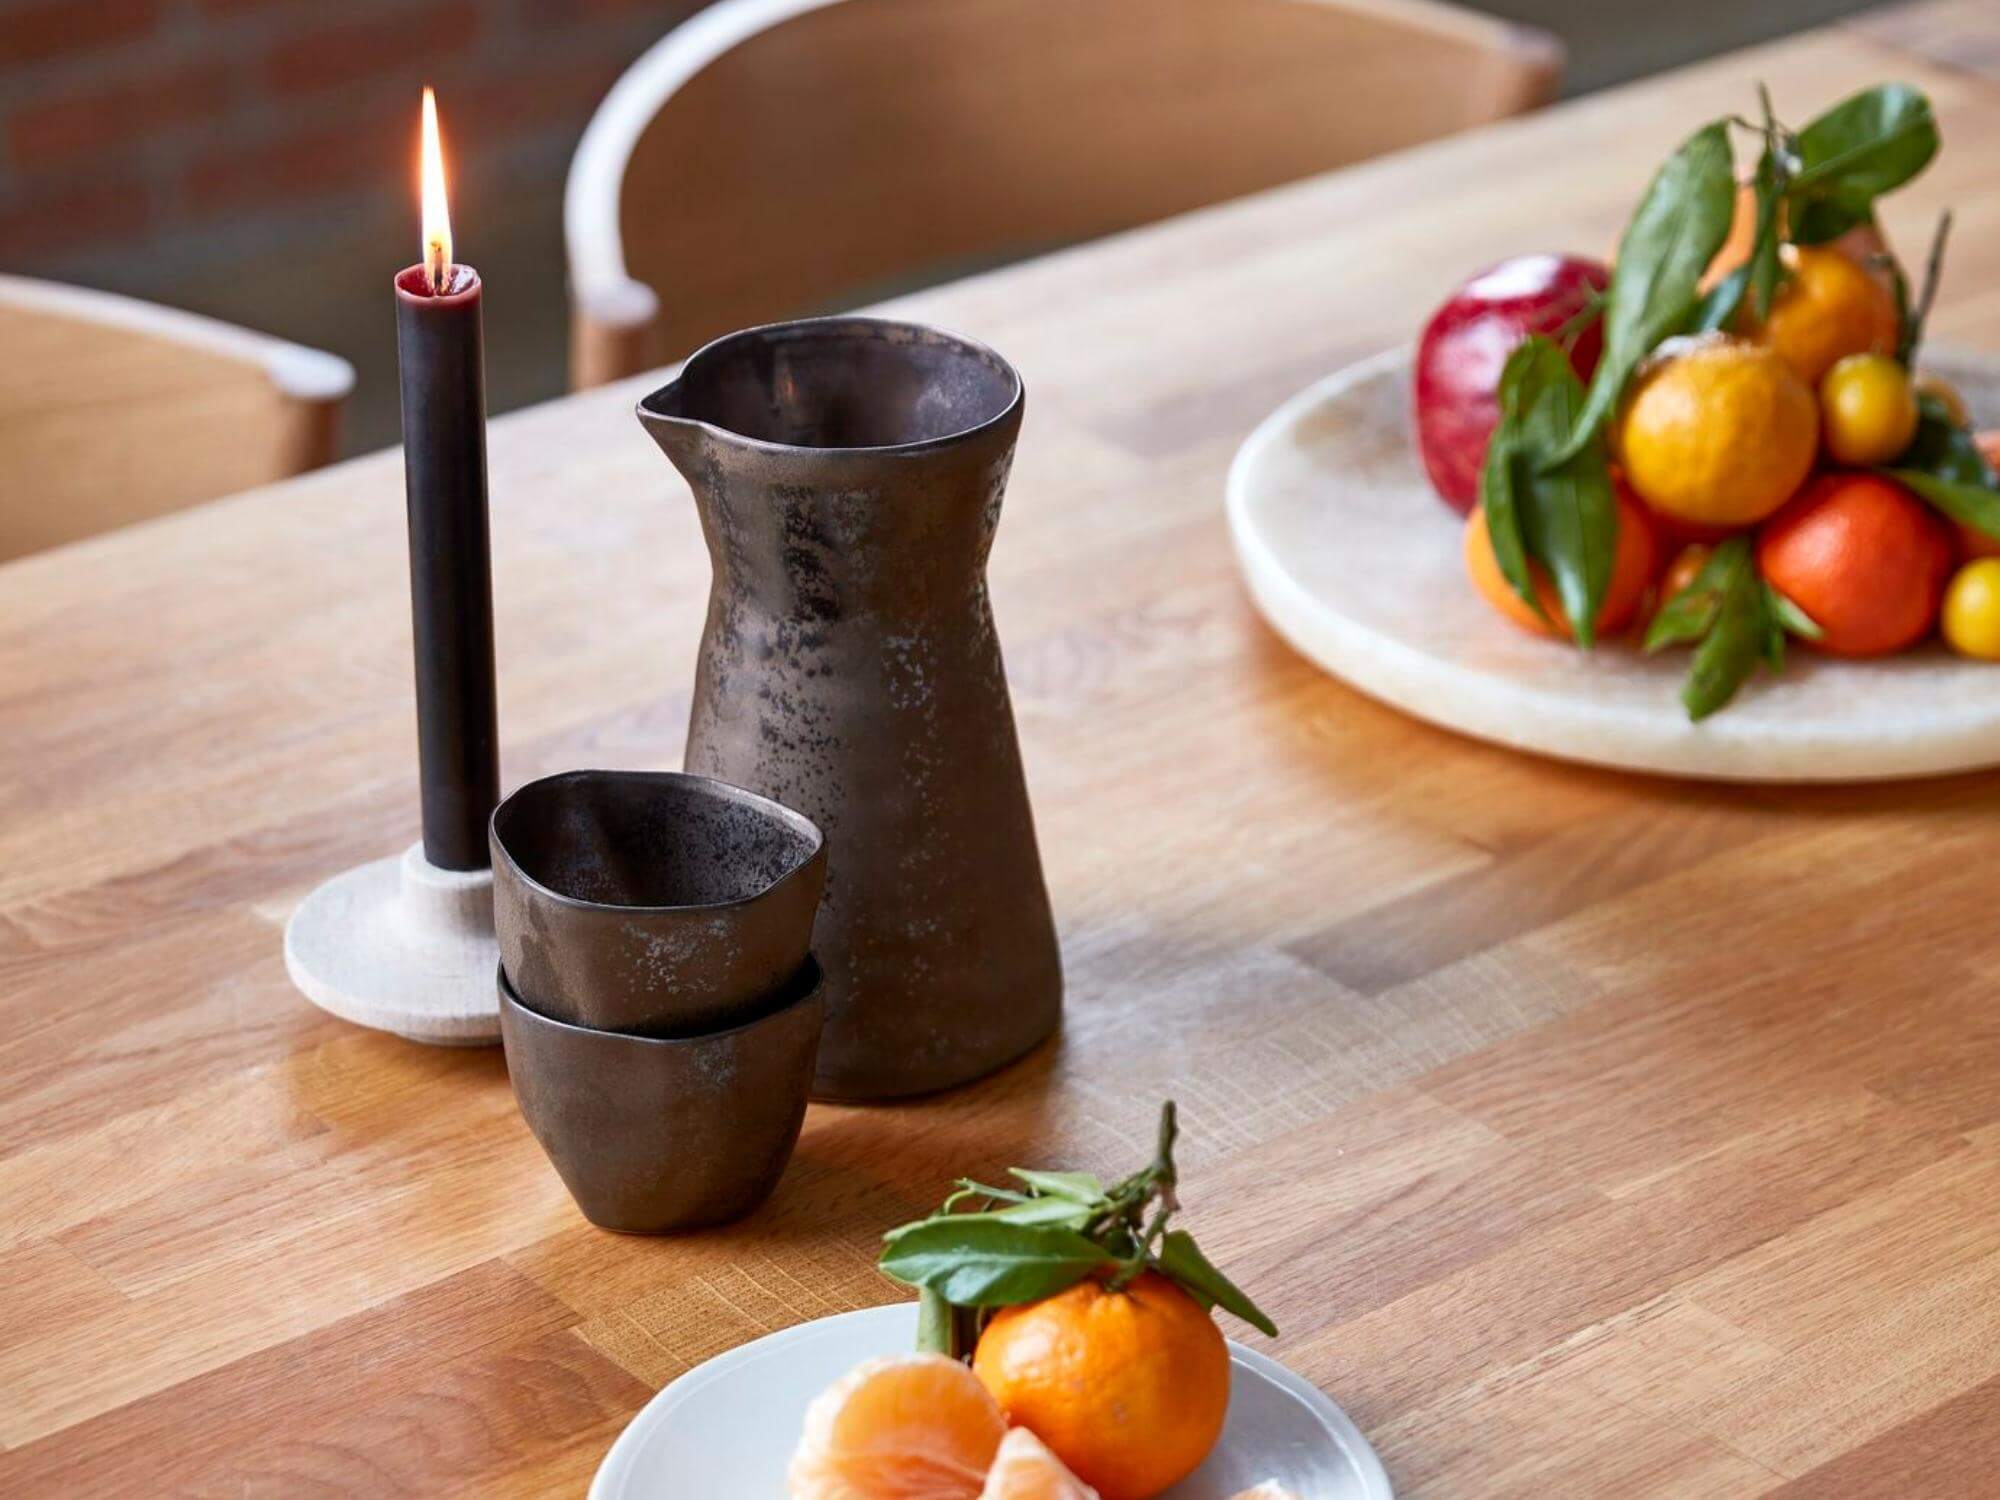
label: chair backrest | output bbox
[566,0,1561,386]
[0,275,353,561]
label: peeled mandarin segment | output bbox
[978,1428,1101,1500]
[1228,1486,1304,1500]
[790,1353,1007,1500]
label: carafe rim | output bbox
[635,314,1023,461]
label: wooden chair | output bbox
[0,275,353,561]
[566,0,1562,387]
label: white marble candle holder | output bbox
[284,842,500,1046]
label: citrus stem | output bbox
[915,1287,955,1356]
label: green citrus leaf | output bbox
[1888,467,2000,541]
[1008,1169,1106,1204]
[1884,395,2000,541]
[884,1197,1097,1243]
[1507,338,1619,647]
[1788,84,1939,244]
[1644,537,1747,652]
[1156,1230,1278,1337]
[879,1220,1113,1308]
[1768,584,1823,641]
[1478,380,1544,624]
[1563,119,1737,458]
[1681,541,1768,721]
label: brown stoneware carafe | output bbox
[638,317,1061,1099]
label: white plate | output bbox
[1226,346,2000,782]
[590,1302,1392,1499]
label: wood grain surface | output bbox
[6,8,2000,1494]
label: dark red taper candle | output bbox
[394,261,498,871]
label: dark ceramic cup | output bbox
[499,959,823,1233]
[490,769,826,1037]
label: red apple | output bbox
[1414,254,1610,514]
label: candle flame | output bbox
[420,87,452,294]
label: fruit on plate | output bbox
[1819,352,1919,465]
[973,1272,1229,1500]
[1614,334,1818,528]
[1413,253,1609,514]
[1756,473,1953,657]
[1228,1487,1303,1500]
[1426,81,2000,717]
[788,1353,1005,1500]
[1744,243,1901,386]
[875,1103,1274,1500]
[1464,483,1658,639]
[1941,557,2000,659]
[978,1428,1100,1500]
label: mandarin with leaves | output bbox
[972,1272,1229,1500]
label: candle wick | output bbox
[426,241,450,296]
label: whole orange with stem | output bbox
[1756,473,1953,657]
[972,1272,1229,1500]
[1464,483,1660,639]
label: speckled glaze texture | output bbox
[490,770,825,1037]
[638,318,1062,1099]
[498,960,823,1233]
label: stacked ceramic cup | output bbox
[490,770,827,1233]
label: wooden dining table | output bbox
[7,4,2000,1493]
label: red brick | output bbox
[264,0,478,97]
[0,0,159,65]
[448,55,630,146]
[8,65,231,172]
[0,174,151,262]
[184,116,406,212]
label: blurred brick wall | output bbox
[0,0,702,448]
[0,0,699,265]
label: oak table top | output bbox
[7,7,2000,1495]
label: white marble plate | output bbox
[590,1303,1392,1499]
[1226,346,2000,782]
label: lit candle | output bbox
[395,87,498,870]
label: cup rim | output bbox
[635,315,1024,459]
[497,955,823,1047]
[489,769,825,918]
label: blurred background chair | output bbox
[0,275,353,561]
[566,0,1563,388]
